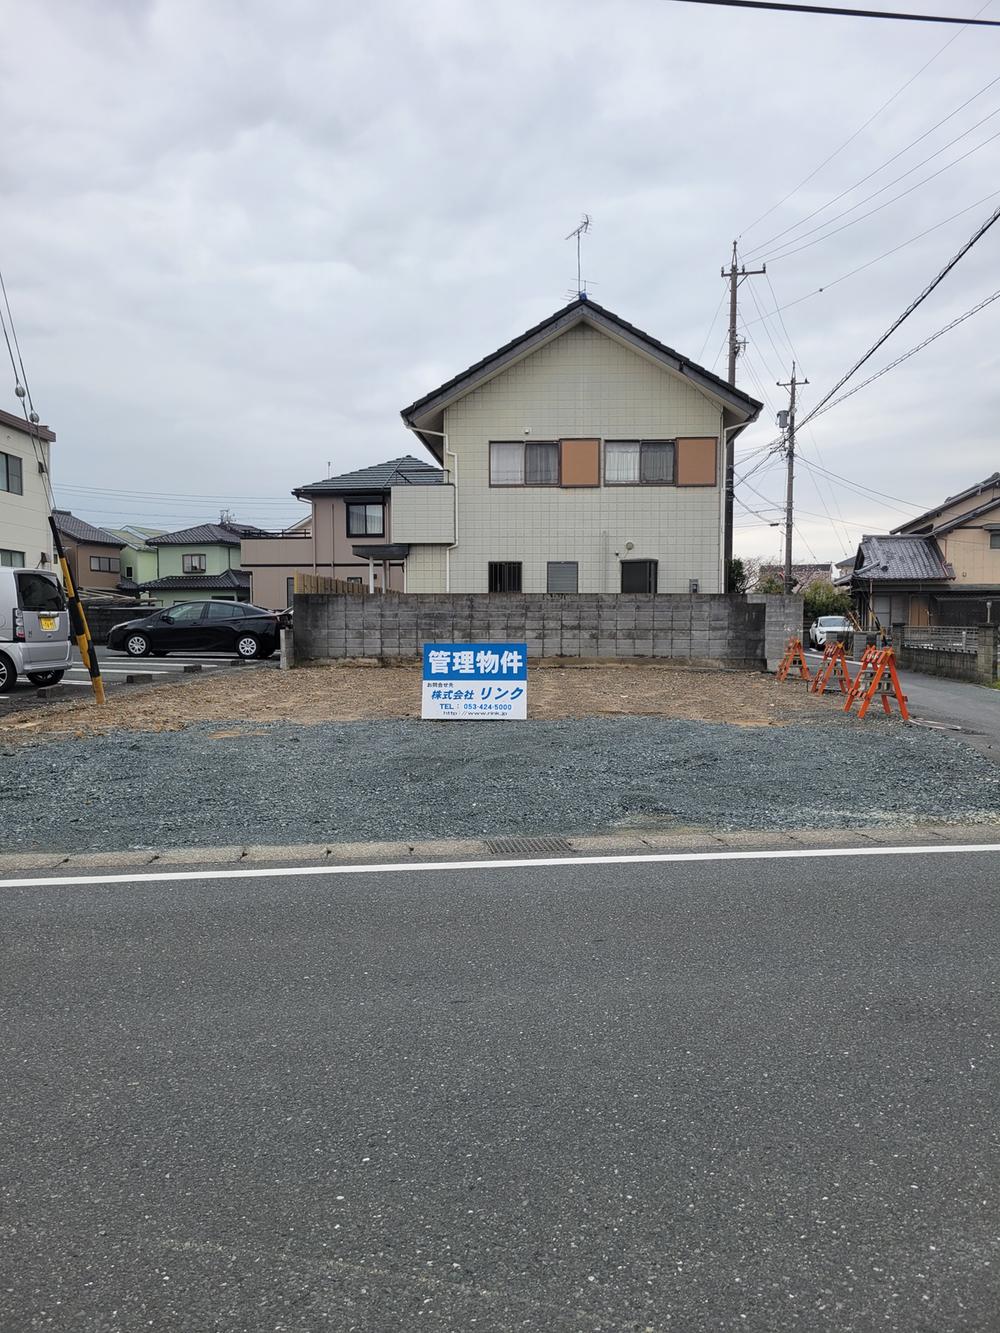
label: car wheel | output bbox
[126,633,151,657]
[27,670,64,686]
[236,634,261,659]
[0,652,17,693]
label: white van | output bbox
[0,567,73,691]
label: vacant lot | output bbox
[3,661,841,741]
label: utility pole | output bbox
[777,364,808,591]
[721,240,766,590]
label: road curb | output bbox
[1,821,997,876]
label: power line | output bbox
[795,456,926,514]
[668,0,1000,22]
[740,0,992,238]
[745,74,1000,258]
[755,123,1000,264]
[809,285,1000,418]
[800,200,1000,428]
[743,187,1000,325]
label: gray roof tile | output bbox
[295,455,443,496]
[51,510,122,546]
[147,522,269,546]
[853,535,953,582]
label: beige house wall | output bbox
[0,423,52,569]
[440,322,725,594]
[939,509,1000,585]
[64,538,122,592]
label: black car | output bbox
[107,601,282,659]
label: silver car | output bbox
[0,567,72,691]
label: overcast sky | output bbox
[2,0,998,561]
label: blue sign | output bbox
[421,642,528,719]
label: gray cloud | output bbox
[1,0,998,551]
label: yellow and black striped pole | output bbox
[48,515,105,705]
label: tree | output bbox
[803,579,853,620]
[755,573,786,595]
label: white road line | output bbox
[1,842,998,891]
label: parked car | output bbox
[809,614,853,649]
[0,567,72,692]
[107,600,281,659]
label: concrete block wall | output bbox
[894,626,999,685]
[81,602,148,644]
[745,594,806,671]
[293,592,767,667]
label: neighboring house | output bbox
[757,563,833,594]
[842,473,1000,627]
[139,521,268,604]
[398,296,762,594]
[0,407,56,572]
[51,510,125,593]
[105,526,165,591]
[240,457,444,608]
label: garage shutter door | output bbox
[547,561,578,593]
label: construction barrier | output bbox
[776,637,812,683]
[843,647,910,721]
[809,640,852,696]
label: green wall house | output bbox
[105,526,164,590]
[138,521,267,605]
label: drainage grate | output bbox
[484,835,575,857]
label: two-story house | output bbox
[396,296,762,594]
[105,525,165,592]
[845,472,1000,628]
[239,457,444,608]
[0,408,56,572]
[51,510,125,593]
[139,521,268,604]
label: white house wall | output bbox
[0,424,52,568]
[441,322,724,594]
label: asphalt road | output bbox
[3,846,999,1332]
[0,647,273,712]
[804,648,1000,758]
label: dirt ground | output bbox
[3,661,846,742]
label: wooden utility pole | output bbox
[721,240,766,589]
[777,364,808,591]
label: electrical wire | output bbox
[795,456,925,515]
[808,285,1000,420]
[799,200,1000,429]
[742,186,1000,326]
[745,75,1000,258]
[755,123,1000,264]
[668,0,1000,23]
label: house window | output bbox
[346,576,363,586]
[990,532,1000,549]
[347,502,384,537]
[621,559,658,593]
[488,561,522,592]
[605,440,675,485]
[0,451,23,495]
[125,565,134,579]
[89,555,121,573]
[1,549,25,567]
[489,441,559,486]
[286,576,295,605]
[547,561,578,593]
[183,553,207,573]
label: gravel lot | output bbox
[5,716,999,853]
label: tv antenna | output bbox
[565,214,592,297]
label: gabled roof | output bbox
[147,522,270,546]
[51,509,122,547]
[294,455,443,497]
[400,296,763,459]
[137,569,251,591]
[892,472,1000,535]
[104,526,163,552]
[851,535,953,583]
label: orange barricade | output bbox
[809,640,852,696]
[843,647,909,721]
[776,636,811,683]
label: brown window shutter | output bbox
[675,437,718,486]
[559,438,600,487]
